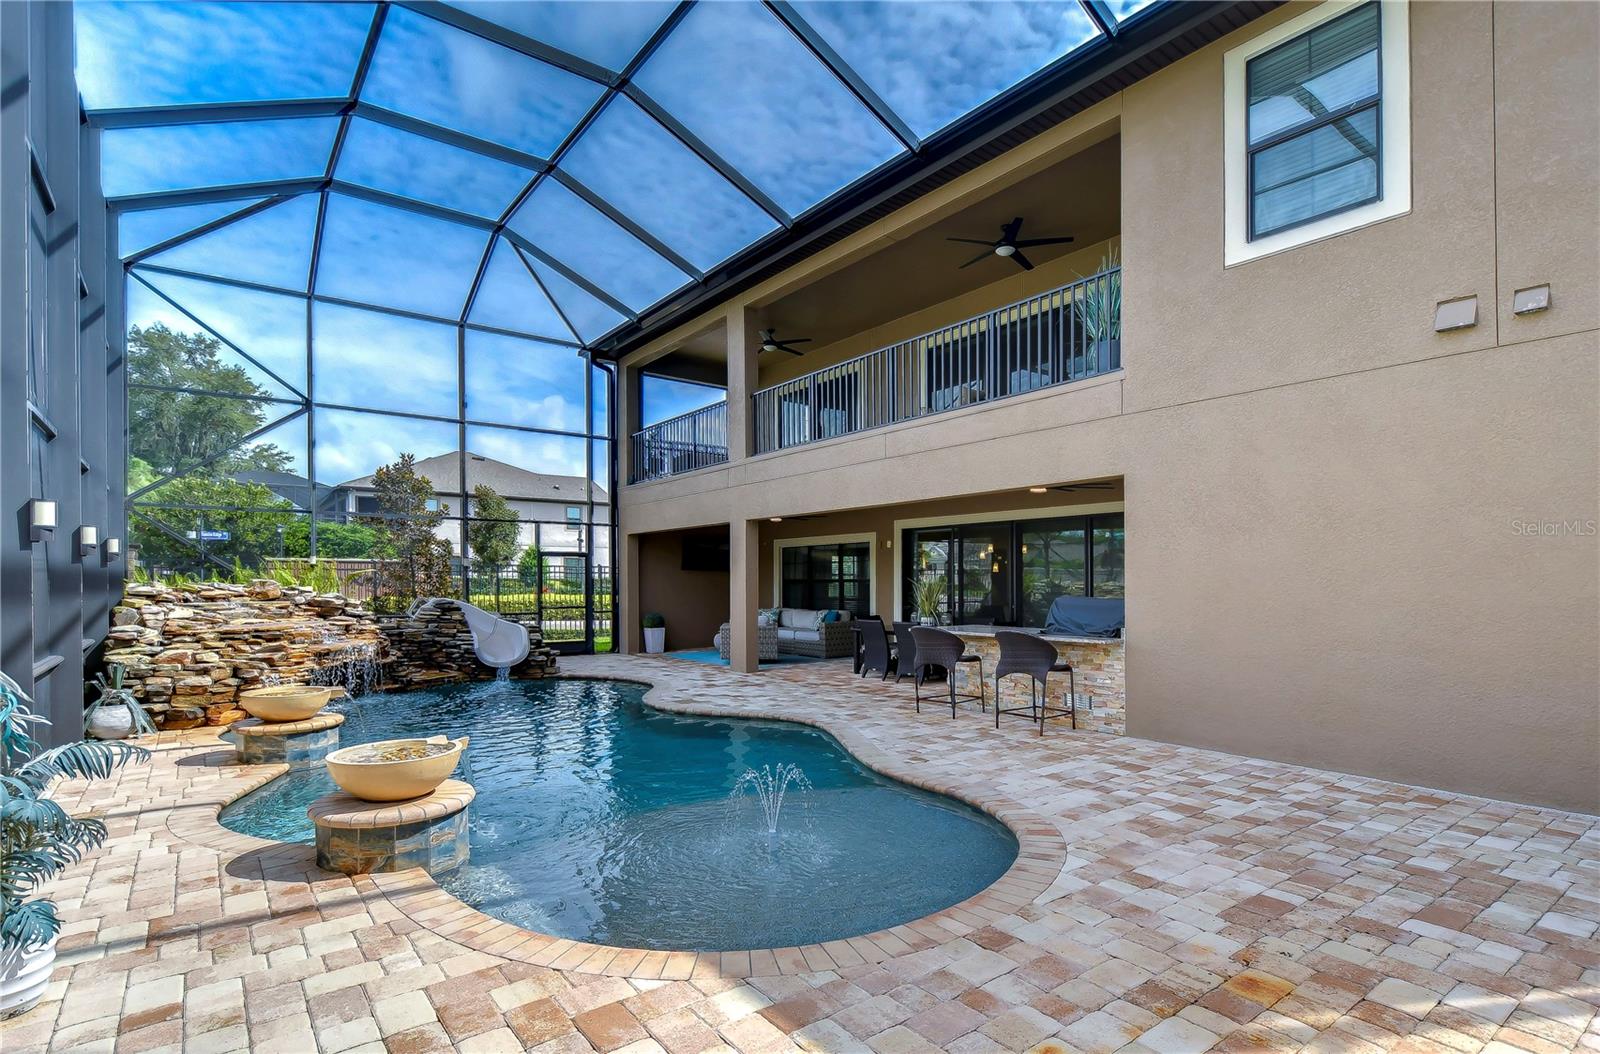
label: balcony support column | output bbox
[725,304,761,463]
[618,360,642,487]
[728,518,761,673]
[618,531,641,654]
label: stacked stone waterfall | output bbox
[107,580,557,730]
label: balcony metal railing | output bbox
[629,400,728,484]
[753,267,1121,454]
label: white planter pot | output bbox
[0,934,57,1020]
[86,706,134,741]
[643,627,666,654]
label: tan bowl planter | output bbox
[325,736,469,802]
[239,685,336,723]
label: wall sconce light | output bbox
[1433,295,1478,332]
[104,537,122,561]
[79,525,99,557]
[1512,284,1551,315]
[28,499,57,542]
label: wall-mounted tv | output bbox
[681,535,730,572]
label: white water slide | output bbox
[412,598,530,671]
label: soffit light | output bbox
[1028,486,1048,493]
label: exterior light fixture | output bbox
[769,516,782,522]
[1433,296,1478,332]
[28,499,57,542]
[1512,284,1550,315]
[78,525,99,557]
[104,538,122,561]
[1028,486,1048,493]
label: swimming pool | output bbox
[221,677,1018,951]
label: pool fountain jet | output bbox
[730,763,812,836]
[411,598,529,675]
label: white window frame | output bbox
[1223,0,1411,266]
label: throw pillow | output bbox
[758,608,780,627]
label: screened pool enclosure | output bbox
[77,0,1170,648]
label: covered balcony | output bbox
[623,129,1122,483]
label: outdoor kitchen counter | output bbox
[941,626,1125,735]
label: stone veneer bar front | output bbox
[943,625,1125,734]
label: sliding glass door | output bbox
[1020,521,1087,625]
[903,513,1124,625]
[780,541,871,615]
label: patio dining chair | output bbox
[856,618,896,680]
[993,630,1076,735]
[892,622,918,684]
[909,627,986,718]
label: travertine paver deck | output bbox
[5,654,1597,1054]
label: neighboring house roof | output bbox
[232,468,343,515]
[337,451,609,503]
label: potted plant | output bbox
[641,613,667,654]
[2,671,148,1019]
[911,577,947,626]
[84,665,158,741]
[1077,249,1121,373]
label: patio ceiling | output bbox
[82,0,1213,355]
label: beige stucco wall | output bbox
[618,2,1600,813]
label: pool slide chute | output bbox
[410,598,530,671]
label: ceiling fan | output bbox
[948,216,1073,272]
[758,328,812,356]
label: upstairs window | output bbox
[1224,1,1410,264]
[1247,2,1381,238]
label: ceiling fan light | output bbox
[994,244,1016,257]
[761,342,777,352]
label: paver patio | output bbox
[4,654,1597,1054]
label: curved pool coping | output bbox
[165,669,1069,979]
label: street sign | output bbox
[186,529,231,542]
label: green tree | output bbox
[130,477,297,575]
[362,453,454,611]
[466,484,520,608]
[516,544,543,588]
[127,323,293,477]
[279,519,378,559]
[127,323,299,578]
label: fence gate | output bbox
[537,551,591,653]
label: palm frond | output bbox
[22,740,150,784]
[0,900,61,951]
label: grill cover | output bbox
[1044,596,1125,637]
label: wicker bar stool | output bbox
[909,627,986,718]
[993,630,1076,735]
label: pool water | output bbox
[221,678,1017,951]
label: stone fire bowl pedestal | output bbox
[232,712,345,767]
[307,779,475,877]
